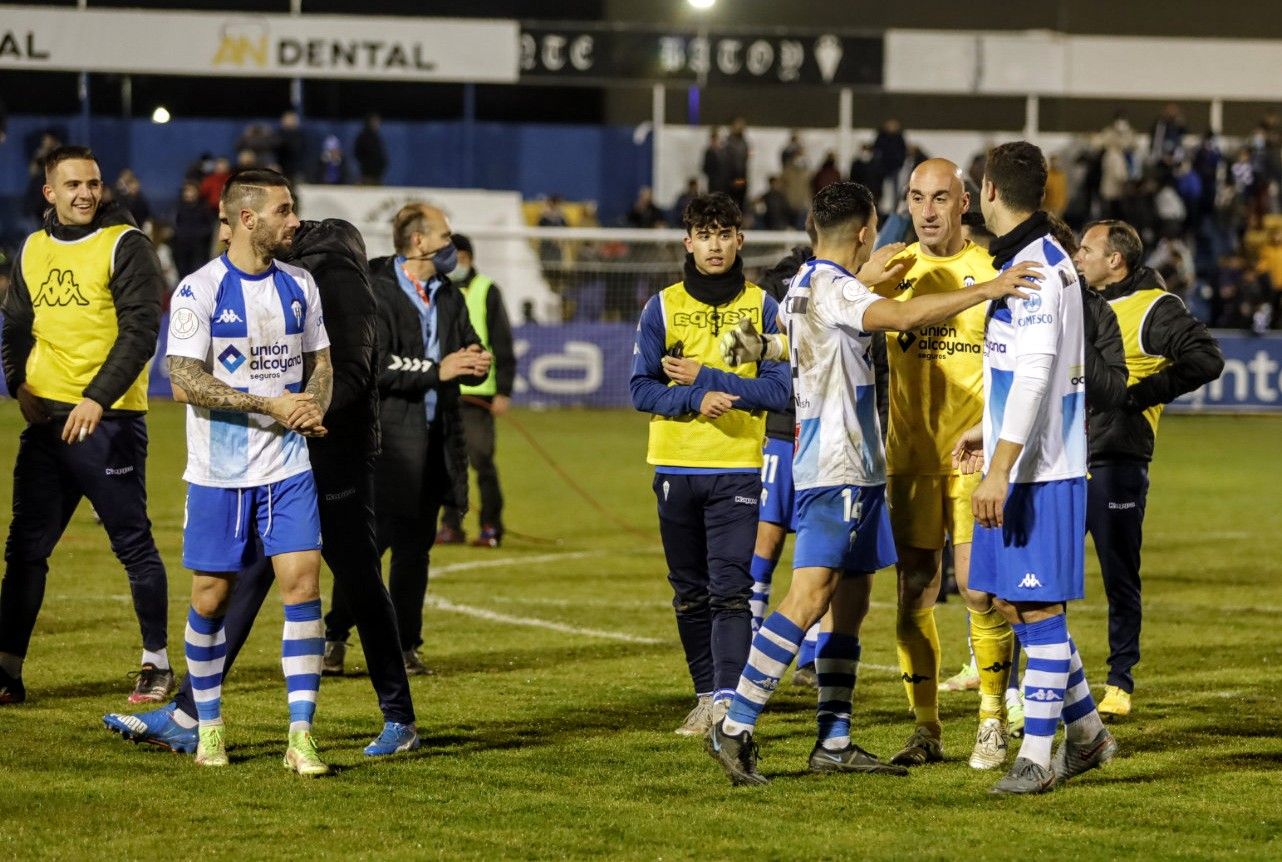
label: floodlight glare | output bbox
[151,106,171,124]
[687,0,716,9]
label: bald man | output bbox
[864,159,1017,771]
[325,203,491,676]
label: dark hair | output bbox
[44,145,97,178]
[1084,218,1143,272]
[984,141,1047,213]
[392,204,430,254]
[682,192,742,233]
[452,232,474,257]
[810,182,876,233]
[1046,212,1079,255]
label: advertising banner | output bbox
[0,6,518,83]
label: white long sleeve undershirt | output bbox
[998,352,1054,446]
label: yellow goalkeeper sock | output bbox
[970,606,1014,721]
[895,606,941,736]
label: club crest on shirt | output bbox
[291,299,303,328]
[1023,293,1042,312]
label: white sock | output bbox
[172,708,198,729]
[822,735,851,751]
[141,648,169,670]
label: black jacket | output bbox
[370,256,484,513]
[281,219,380,464]
[1088,266,1224,464]
[3,202,162,416]
[1081,285,1129,413]
[455,270,516,398]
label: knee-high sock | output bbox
[724,613,804,736]
[282,599,324,733]
[970,606,1014,721]
[895,606,941,734]
[815,632,860,749]
[796,623,820,668]
[749,554,776,633]
[1062,637,1105,743]
[186,607,227,728]
[1014,616,1071,768]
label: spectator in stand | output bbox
[199,156,231,210]
[1045,155,1069,217]
[1098,115,1134,220]
[355,114,388,185]
[1254,227,1282,321]
[671,178,699,226]
[782,145,813,226]
[318,135,347,185]
[756,176,793,230]
[781,131,804,170]
[115,169,151,229]
[235,148,258,170]
[24,133,62,225]
[850,143,882,203]
[723,117,750,211]
[627,186,668,228]
[1149,103,1186,168]
[872,118,908,204]
[276,110,305,183]
[810,152,842,196]
[148,221,180,293]
[703,127,727,197]
[236,122,279,169]
[172,180,214,279]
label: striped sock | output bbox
[1014,616,1071,768]
[815,632,860,750]
[749,554,776,633]
[796,623,820,668]
[185,607,227,728]
[282,599,324,734]
[723,612,804,736]
[1062,637,1105,743]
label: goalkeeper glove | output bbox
[719,318,785,367]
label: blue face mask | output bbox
[431,242,458,275]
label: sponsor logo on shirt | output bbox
[734,495,758,505]
[672,307,760,330]
[897,325,982,358]
[178,285,195,299]
[104,465,135,476]
[1108,501,1138,510]
[1017,313,1055,327]
[984,339,1008,355]
[216,307,244,324]
[248,343,302,377]
[218,345,246,373]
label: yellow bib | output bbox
[882,241,994,475]
[646,281,768,469]
[19,225,150,411]
[1108,289,1173,436]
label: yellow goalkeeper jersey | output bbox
[880,241,996,475]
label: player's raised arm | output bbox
[860,260,1042,333]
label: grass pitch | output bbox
[0,403,1279,860]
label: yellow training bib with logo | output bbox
[646,281,769,469]
[19,224,151,411]
[881,241,994,475]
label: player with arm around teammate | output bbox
[165,169,334,775]
[706,182,1040,785]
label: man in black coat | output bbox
[326,202,490,675]
[103,216,422,757]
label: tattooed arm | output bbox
[167,355,318,431]
[302,348,333,415]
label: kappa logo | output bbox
[178,285,195,299]
[896,330,915,353]
[216,308,243,324]
[901,673,929,684]
[1018,572,1044,589]
[1027,688,1063,702]
[33,269,89,307]
[218,345,246,373]
[982,660,1012,673]
[733,495,758,506]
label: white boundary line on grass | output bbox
[431,549,608,579]
[424,595,665,645]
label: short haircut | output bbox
[221,168,291,221]
[1084,218,1143,272]
[44,145,97,179]
[452,232,474,257]
[392,204,431,254]
[810,182,876,234]
[682,192,742,233]
[984,141,1047,213]
[1046,212,1080,255]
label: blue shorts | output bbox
[759,437,796,532]
[793,484,897,573]
[970,477,1086,603]
[183,470,322,572]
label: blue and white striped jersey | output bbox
[784,258,885,490]
[167,254,329,488]
[982,234,1087,483]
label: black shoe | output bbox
[705,722,769,786]
[809,741,909,775]
[990,756,1057,795]
[0,667,26,705]
[1052,727,1117,782]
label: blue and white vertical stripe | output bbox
[282,599,324,729]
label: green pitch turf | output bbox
[0,403,1279,860]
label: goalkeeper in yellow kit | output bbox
[874,160,1017,770]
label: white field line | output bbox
[424,595,664,645]
[431,549,609,579]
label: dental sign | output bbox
[520,26,883,86]
[0,7,519,82]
